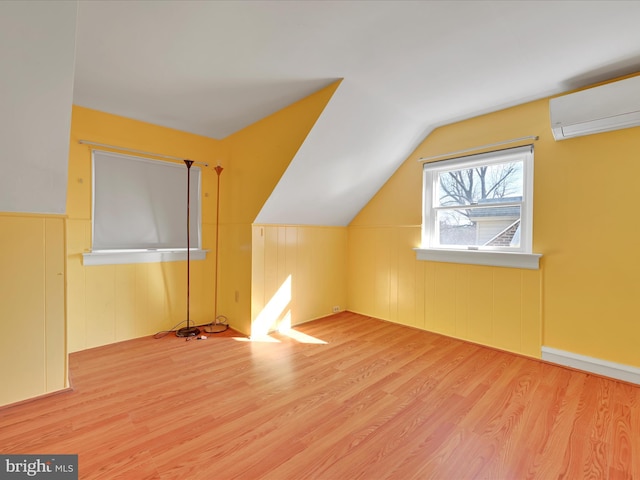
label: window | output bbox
[83,150,206,266]
[416,145,540,269]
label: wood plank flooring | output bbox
[1,312,639,479]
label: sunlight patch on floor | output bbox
[232,335,280,343]
[279,327,327,344]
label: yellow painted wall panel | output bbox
[172,263,188,327]
[521,269,541,358]
[0,214,65,405]
[146,263,170,332]
[465,267,494,347]
[396,228,421,328]
[373,228,391,321]
[198,222,216,316]
[423,261,437,332]
[251,225,347,336]
[133,264,151,338]
[302,227,322,321]
[0,216,46,399]
[303,226,344,322]
[115,265,136,342]
[413,256,426,331]
[66,262,86,352]
[433,263,457,336]
[540,129,640,365]
[454,264,470,340]
[285,226,298,327]
[388,230,400,324]
[84,265,116,348]
[323,227,348,315]
[66,219,89,255]
[66,220,88,352]
[295,226,313,320]
[277,226,287,287]
[251,225,266,322]
[264,226,279,307]
[252,225,284,334]
[218,223,252,335]
[45,217,66,391]
[346,227,375,317]
[492,269,523,354]
[66,140,92,221]
[161,262,187,328]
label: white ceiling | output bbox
[0,1,76,215]
[73,0,640,225]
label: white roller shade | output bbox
[92,150,201,251]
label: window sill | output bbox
[83,249,208,266]
[414,248,541,270]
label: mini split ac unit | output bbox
[550,74,640,141]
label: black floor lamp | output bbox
[176,159,200,338]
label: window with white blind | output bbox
[83,150,205,266]
[415,145,540,269]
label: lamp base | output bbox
[203,323,228,334]
[176,326,200,337]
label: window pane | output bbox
[437,206,521,247]
[436,161,523,207]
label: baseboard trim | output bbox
[0,387,73,411]
[541,346,640,385]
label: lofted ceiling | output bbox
[73,0,640,225]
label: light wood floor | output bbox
[1,312,639,479]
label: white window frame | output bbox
[83,150,207,266]
[415,145,541,269]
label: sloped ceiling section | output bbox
[255,79,426,226]
[0,1,77,214]
[72,0,342,139]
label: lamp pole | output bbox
[176,159,200,337]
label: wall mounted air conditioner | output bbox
[550,74,640,141]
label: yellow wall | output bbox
[218,81,340,334]
[0,213,66,405]
[67,106,221,352]
[540,122,640,366]
[251,225,347,336]
[3,82,339,403]
[67,82,340,345]
[349,77,640,367]
[348,226,541,357]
